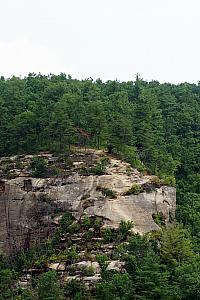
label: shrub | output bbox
[81,265,95,276]
[123,184,143,195]
[38,194,51,203]
[96,254,109,272]
[97,186,117,198]
[64,279,87,299]
[81,215,91,229]
[37,270,64,300]
[90,156,110,175]
[67,222,81,234]
[152,212,166,226]
[94,217,103,231]
[149,176,162,188]
[118,220,134,241]
[84,230,94,240]
[126,166,131,176]
[161,175,176,187]
[119,145,145,171]
[80,156,109,176]
[60,212,74,232]
[30,156,47,177]
[102,228,117,243]
[14,288,34,300]
[67,248,78,263]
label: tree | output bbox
[37,271,64,300]
[160,225,195,268]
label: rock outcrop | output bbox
[0,150,176,255]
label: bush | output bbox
[118,220,134,241]
[152,212,166,226]
[67,222,81,234]
[96,254,109,272]
[60,212,74,232]
[97,186,117,198]
[123,184,143,195]
[84,230,94,240]
[149,176,162,188]
[14,288,34,300]
[64,279,87,299]
[94,217,103,231]
[119,145,145,171]
[81,215,91,229]
[102,228,117,243]
[67,248,78,263]
[161,175,176,187]
[90,156,110,175]
[81,265,95,276]
[37,270,64,300]
[30,156,47,177]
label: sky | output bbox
[0,0,199,84]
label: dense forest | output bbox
[0,73,200,299]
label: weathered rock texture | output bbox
[0,150,176,255]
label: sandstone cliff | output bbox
[0,149,176,255]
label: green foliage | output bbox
[102,228,117,243]
[123,183,143,195]
[84,229,94,240]
[64,279,88,300]
[96,273,134,300]
[14,288,35,300]
[96,254,109,272]
[30,156,47,177]
[152,212,166,226]
[37,270,64,300]
[161,175,176,187]
[96,186,117,198]
[81,215,91,229]
[67,222,81,234]
[89,157,109,175]
[173,256,200,299]
[60,212,74,232]
[93,217,103,231]
[0,74,200,300]
[81,265,95,276]
[160,225,195,268]
[0,268,16,300]
[67,247,79,263]
[118,220,134,241]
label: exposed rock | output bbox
[63,275,79,282]
[48,262,66,271]
[82,274,101,285]
[72,261,101,274]
[106,260,125,272]
[0,150,176,255]
[17,274,32,289]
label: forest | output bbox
[0,73,200,299]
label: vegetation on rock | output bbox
[0,73,199,299]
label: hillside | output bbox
[0,75,199,299]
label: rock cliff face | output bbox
[0,150,176,255]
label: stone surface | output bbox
[72,261,101,274]
[48,262,66,271]
[0,151,176,255]
[106,260,125,272]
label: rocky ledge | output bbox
[0,149,176,255]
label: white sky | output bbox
[0,0,199,83]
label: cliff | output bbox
[0,149,176,256]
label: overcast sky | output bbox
[0,0,199,83]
